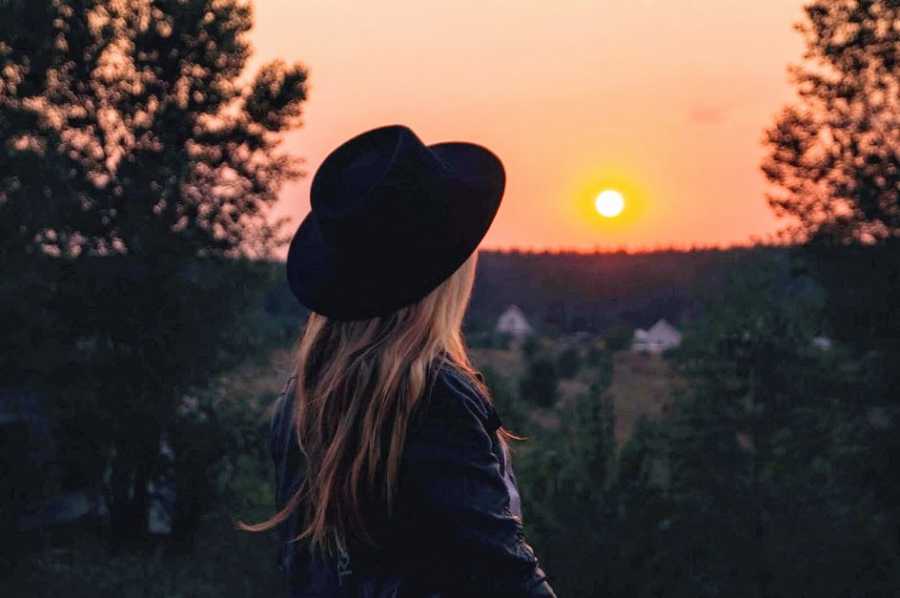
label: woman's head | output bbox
[238,249,501,558]
[285,125,504,321]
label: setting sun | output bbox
[594,190,625,218]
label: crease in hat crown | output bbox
[310,124,424,221]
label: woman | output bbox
[240,125,557,597]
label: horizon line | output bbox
[477,236,790,255]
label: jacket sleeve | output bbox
[400,368,557,598]
[269,374,296,480]
[269,374,300,577]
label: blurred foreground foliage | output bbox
[486,248,900,598]
[0,255,302,584]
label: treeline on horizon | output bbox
[261,245,792,336]
[470,245,785,333]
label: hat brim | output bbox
[286,141,505,321]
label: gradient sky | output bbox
[247,0,810,254]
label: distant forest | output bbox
[263,246,791,335]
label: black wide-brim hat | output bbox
[286,124,505,321]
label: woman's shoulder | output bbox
[416,359,496,429]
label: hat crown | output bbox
[310,125,453,252]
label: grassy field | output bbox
[605,351,682,443]
[471,337,681,442]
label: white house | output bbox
[495,305,534,340]
[812,335,833,351]
[632,319,682,354]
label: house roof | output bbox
[647,318,681,340]
[496,304,533,333]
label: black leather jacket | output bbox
[270,359,558,597]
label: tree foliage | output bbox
[761,6,900,572]
[556,345,581,378]
[762,0,899,244]
[519,357,559,408]
[0,0,307,547]
[0,0,307,260]
[604,320,633,352]
[514,252,900,597]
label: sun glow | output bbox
[594,190,625,218]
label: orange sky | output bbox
[247,0,809,254]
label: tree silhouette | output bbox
[520,357,559,408]
[0,0,307,545]
[0,0,307,260]
[557,345,581,378]
[762,0,899,245]
[762,4,900,563]
[656,253,900,597]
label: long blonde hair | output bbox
[238,249,518,558]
